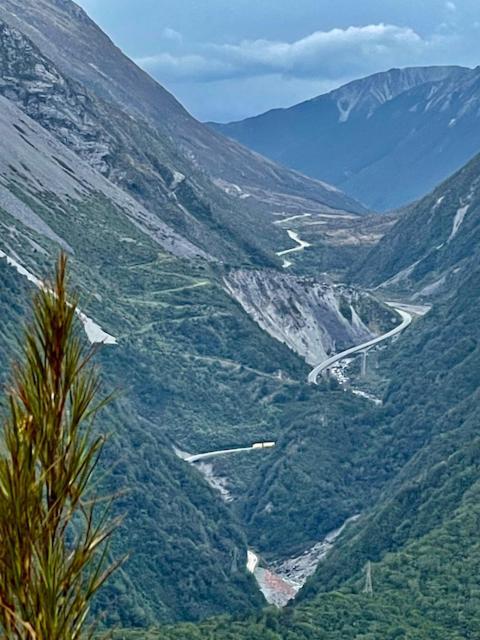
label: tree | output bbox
[0,254,121,639]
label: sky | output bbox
[76,1,480,122]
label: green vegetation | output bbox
[0,9,479,635]
[3,172,478,634]
[0,256,120,639]
[103,262,480,639]
[354,152,480,293]
[0,186,306,626]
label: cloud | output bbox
[136,23,450,83]
[162,27,183,44]
[445,1,457,11]
[137,52,235,80]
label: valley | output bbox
[0,1,478,638]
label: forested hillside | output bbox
[138,112,479,638]
[151,247,480,640]
[0,0,391,627]
[354,152,480,296]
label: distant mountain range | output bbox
[210,65,480,211]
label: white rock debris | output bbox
[224,270,374,366]
[448,204,469,242]
[195,462,233,503]
[247,515,361,607]
[170,171,185,190]
[0,250,117,345]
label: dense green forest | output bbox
[108,264,480,638]
[2,175,479,634]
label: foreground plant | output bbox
[0,254,120,639]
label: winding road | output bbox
[276,230,311,257]
[308,304,413,385]
[180,302,423,462]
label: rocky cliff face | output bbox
[0,89,206,261]
[0,21,114,175]
[224,270,394,365]
[0,20,257,262]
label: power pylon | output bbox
[364,561,373,595]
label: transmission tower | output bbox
[364,561,373,595]
[230,546,238,574]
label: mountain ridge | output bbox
[210,65,480,211]
[0,0,368,226]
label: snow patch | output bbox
[337,98,356,123]
[0,251,117,345]
[448,204,469,242]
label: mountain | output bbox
[210,65,480,211]
[0,0,393,628]
[354,152,480,297]
[1,0,479,637]
[158,146,480,640]
[0,0,368,269]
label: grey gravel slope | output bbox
[0,0,367,231]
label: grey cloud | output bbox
[136,23,452,83]
[137,52,235,80]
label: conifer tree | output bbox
[0,254,120,639]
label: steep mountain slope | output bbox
[354,152,480,296]
[0,6,394,628]
[0,93,273,625]
[0,0,367,259]
[0,93,393,625]
[2,1,479,636]
[157,177,480,640]
[0,19,270,264]
[210,66,480,211]
[224,269,396,365]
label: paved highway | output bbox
[183,442,276,463]
[308,306,413,385]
